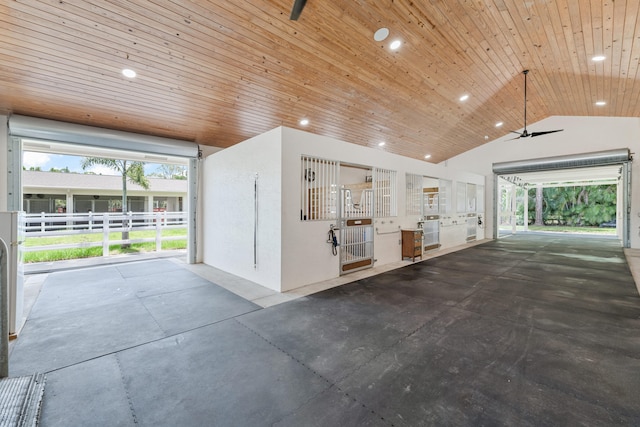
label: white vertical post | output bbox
[523,186,529,232]
[511,184,517,234]
[102,213,110,257]
[40,212,45,232]
[156,211,162,252]
[0,238,9,377]
[88,211,93,231]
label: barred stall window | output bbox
[300,156,339,221]
[456,181,467,213]
[405,173,423,216]
[439,179,452,214]
[374,168,397,217]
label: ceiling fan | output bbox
[289,0,307,20]
[509,69,563,140]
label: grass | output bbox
[23,228,187,263]
[516,225,617,235]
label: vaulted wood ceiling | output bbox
[1,1,639,162]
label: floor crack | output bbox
[115,353,138,425]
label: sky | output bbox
[23,152,168,176]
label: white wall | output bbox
[444,116,640,247]
[279,127,484,291]
[0,115,7,211]
[202,128,283,291]
[202,126,486,292]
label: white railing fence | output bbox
[24,211,187,257]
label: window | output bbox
[439,179,451,214]
[374,168,397,217]
[300,156,338,221]
[405,173,423,216]
[456,181,467,213]
[466,183,477,212]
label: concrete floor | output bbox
[8,234,640,426]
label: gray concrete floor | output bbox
[9,235,640,426]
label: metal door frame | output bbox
[337,162,375,275]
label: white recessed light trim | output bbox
[299,118,309,126]
[592,55,606,62]
[495,121,504,127]
[595,101,607,106]
[122,68,137,78]
[378,142,386,147]
[424,154,432,159]
[389,40,402,50]
[459,94,469,102]
[374,28,390,42]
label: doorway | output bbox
[339,164,374,274]
[493,150,630,246]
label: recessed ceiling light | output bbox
[484,135,489,140]
[424,154,432,159]
[122,68,137,78]
[299,118,309,126]
[389,40,402,50]
[592,55,606,62]
[459,94,469,102]
[495,121,504,127]
[378,142,386,147]
[595,101,607,106]
[374,28,390,42]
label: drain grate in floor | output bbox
[0,374,45,427]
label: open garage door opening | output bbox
[493,149,632,247]
[21,139,192,264]
[5,115,199,277]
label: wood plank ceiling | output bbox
[0,1,639,162]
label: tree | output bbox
[81,157,150,248]
[49,166,71,173]
[149,164,187,180]
[528,184,616,227]
[534,185,543,226]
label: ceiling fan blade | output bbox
[289,0,307,20]
[509,130,522,135]
[530,129,563,137]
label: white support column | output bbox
[66,192,73,214]
[511,184,517,235]
[147,195,154,213]
[523,186,529,232]
[188,157,198,264]
[0,115,8,211]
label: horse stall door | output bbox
[339,188,374,274]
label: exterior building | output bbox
[22,170,187,214]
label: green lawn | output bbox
[23,228,187,263]
[519,225,616,235]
